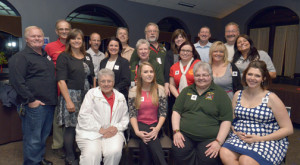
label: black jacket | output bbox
[231,62,243,93]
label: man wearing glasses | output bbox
[45,19,71,159]
[224,22,240,61]
[194,26,212,63]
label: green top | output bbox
[130,43,166,72]
[173,82,233,141]
[130,58,164,86]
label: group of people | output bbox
[8,19,293,165]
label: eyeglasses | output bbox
[57,28,70,32]
[194,74,210,78]
[180,49,192,53]
[225,30,238,33]
[146,30,158,33]
[99,80,113,84]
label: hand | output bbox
[205,140,221,158]
[173,132,185,148]
[164,84,170,96]
[242,134,261,144]
[66,101,75,112]
[136,131,151,144]
[148,127,160,140]
[28,100,45,108]
[107,126,118,136]
[234,131,246,140]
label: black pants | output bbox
[132,122,168,165]
[172,132,222,165]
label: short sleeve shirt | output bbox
[173,83,233,141]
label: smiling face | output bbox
[212,49,225,63]
[108,40,120,56]
[70,34,83,50]
[198,27,211,43]
[245,67,263,89]
[145,25,159,43]
[140,65,154,84]
[117,28,129,44]
[236,36,250,54]
[89,33,101,52]
[56,21,71,40]
[179,44,193,62]
[194,68,212,89]
[99,75,115,95]
[137,43,150,62]
[174,34,186,47]
[225,24,239,45]
[26,27,44,50]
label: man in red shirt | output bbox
[45,19,71,159]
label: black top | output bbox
[56,52,95,90]
[100,56,130,98]
[231,62,243,93]
[164,50,176,83]
[8,45,57,105]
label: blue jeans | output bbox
[19,105,55,165]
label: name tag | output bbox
[236,60,242,64]
[156,57,162,64]
[262,97,269,104]
[47,55,52,61]
[191,95,197,100]
[175,70,180,75]
[86,56,90,61]
[141,97,144,102]
[131,81,135,87]
[114,65,119,70]
[232,71,238,76]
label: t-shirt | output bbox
[169,59,200,89]
[45,39,66,66]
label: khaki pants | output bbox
[51,106,64,149]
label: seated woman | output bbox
[128,62,168,165]
[232,34,276,78]
[169,41,200,98]
[76,68,129,165]
[209,41,243,100]
[130,39,164,86]
[172,61,232,165]
[220,61,293,165]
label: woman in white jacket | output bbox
[76,68,129,165]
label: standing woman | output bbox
[220,61,293,165]
[169,41,200,98]
[56,29,95,164]
[128,62,168,165]
[100,37,130,100]
[209,41,243,100]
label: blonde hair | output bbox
[209,41,229,65]
[135,62,158,109]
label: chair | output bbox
[280,106,291,165]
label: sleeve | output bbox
[76,89,102,132]
[114,59,130,91]
[259,50,276,72]
[164,51,172,83]
[130,62,137,82]
[87,54,95,77]
[56,53,69,81]
[8,55,35,103]
[111,96,129,132]
[216,89,233,122]
[158,86,167,117]
[172,87,187,114]
[169,64,175,78]
[129,49,138,65]
[128,88,138,118]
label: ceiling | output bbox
[128,0,253,19]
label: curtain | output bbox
[250,27,270,52]
[272,26,287,76]
[284,25,299,77]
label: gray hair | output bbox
[193,61,213,78]
[136,39,150,49]
[97,68,115,81]
[116,27,129,36]
[225,22,240,32]
[144,22,159,33]
[24,26,44,39]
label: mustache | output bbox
[226,35,236,38]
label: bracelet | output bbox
[215,139,222,145]
[173,129,180,134]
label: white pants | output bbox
[76,134,124,165]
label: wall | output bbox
[221,0,300,73]
[7,0,222,49]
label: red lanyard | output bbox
[150,45,159,54]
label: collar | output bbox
[194,42,211,48]
[24,45,48,57]
[123,46,134,53]
[190,81,216,95]
[86,48,103,56]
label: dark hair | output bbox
[242,60,271,89]
[178,41,200,60]
[232,34,259,64]
[171,29,188,54]
[65,29,86,55]
[106,37,123,57]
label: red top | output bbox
[102,91,115,123]
[169,59,200,90]
[45,38,66,66]
[137,90,158,125]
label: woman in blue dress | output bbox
[220,61,293,165]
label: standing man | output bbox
[86,32,105,74]
[224,22,240,61]
[9,26,57,165]
[45,19,71,159]
[194,26,212,63]
[116,27,134,62]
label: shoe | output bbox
[65,158,79,165]
[52,148,66,159]
[39,159,53,165]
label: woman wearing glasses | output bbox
[169,41,200,98]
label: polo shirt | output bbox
[121,46,134,62]
[173,82,233,141]
[194,42,212,63]
[45,38,66,66]
[86,48,105,74]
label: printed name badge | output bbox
[47,55,52,61]
[262,97,269,104]
[236,60,242,64]
[191,95,197,100]
[114,65,119,70]
[85,56,90,61]
[131,81,135,87]
[156,57,162,64]
[141,97,144,102]
[175,70,180,75]
[232,71,238,76]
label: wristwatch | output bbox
[173,129,180,134]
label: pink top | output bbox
[137,90,158,125]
